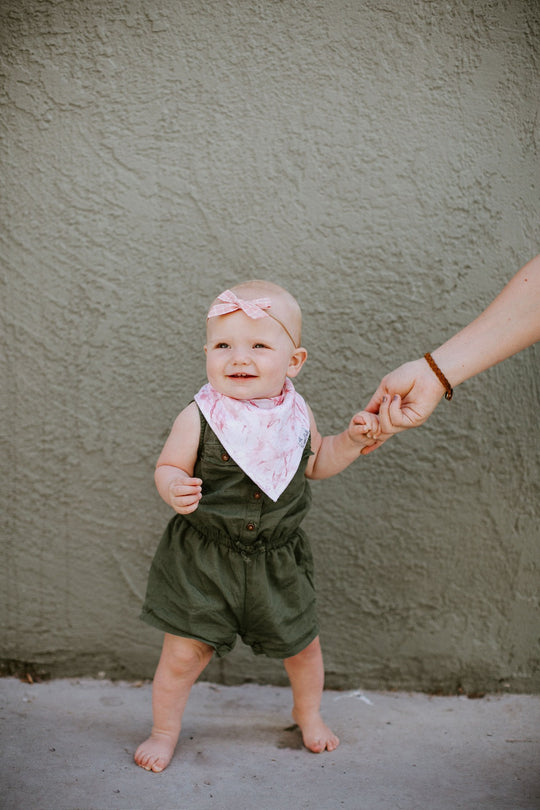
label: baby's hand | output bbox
[348,410,381,446]
[168,476,203,514]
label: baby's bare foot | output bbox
[292,709,340,753]
[134,731,177,772]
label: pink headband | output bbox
[207,289,299,347]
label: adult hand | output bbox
[364,255,540,435]
[364,358,446,434]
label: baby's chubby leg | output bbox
[283,636,339,753]
[135,633,213,773]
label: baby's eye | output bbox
[215,342,230,349]
[253,343,269,349]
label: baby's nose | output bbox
[231,348,250,363]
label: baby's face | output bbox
[205,310,299,400]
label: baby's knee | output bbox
[162,634,214,675]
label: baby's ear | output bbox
[287,347,308,378]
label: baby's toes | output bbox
[326,732,340,752]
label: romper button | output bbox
[221,453,229,462]
[246,522,255,531]
[253,491,261,500]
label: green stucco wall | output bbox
[2,0,539,693]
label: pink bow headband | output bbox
[207,289,299,347]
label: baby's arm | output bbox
[155,401,203,514]
[305,406,388,480]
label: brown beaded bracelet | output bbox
[424,352,453,401]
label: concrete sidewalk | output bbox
[1,677,539,810]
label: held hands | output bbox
[345,354,447,457]
[364,358,446,434]
[167,476,203,514]
[348,410,392,455]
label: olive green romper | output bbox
[140,409,318,659]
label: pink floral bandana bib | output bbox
[194,378,310,501]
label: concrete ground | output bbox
[1,677,539,810]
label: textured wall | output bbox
[1,0,539,693]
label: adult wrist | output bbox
[423,352,453,401]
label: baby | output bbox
[135,280,386,772]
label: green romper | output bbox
[140,409,318,659]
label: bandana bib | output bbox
[194,379,310,501]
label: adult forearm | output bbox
[431,255,540,386]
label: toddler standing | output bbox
[135,280,386,772]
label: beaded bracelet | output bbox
[423,352,453,401]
